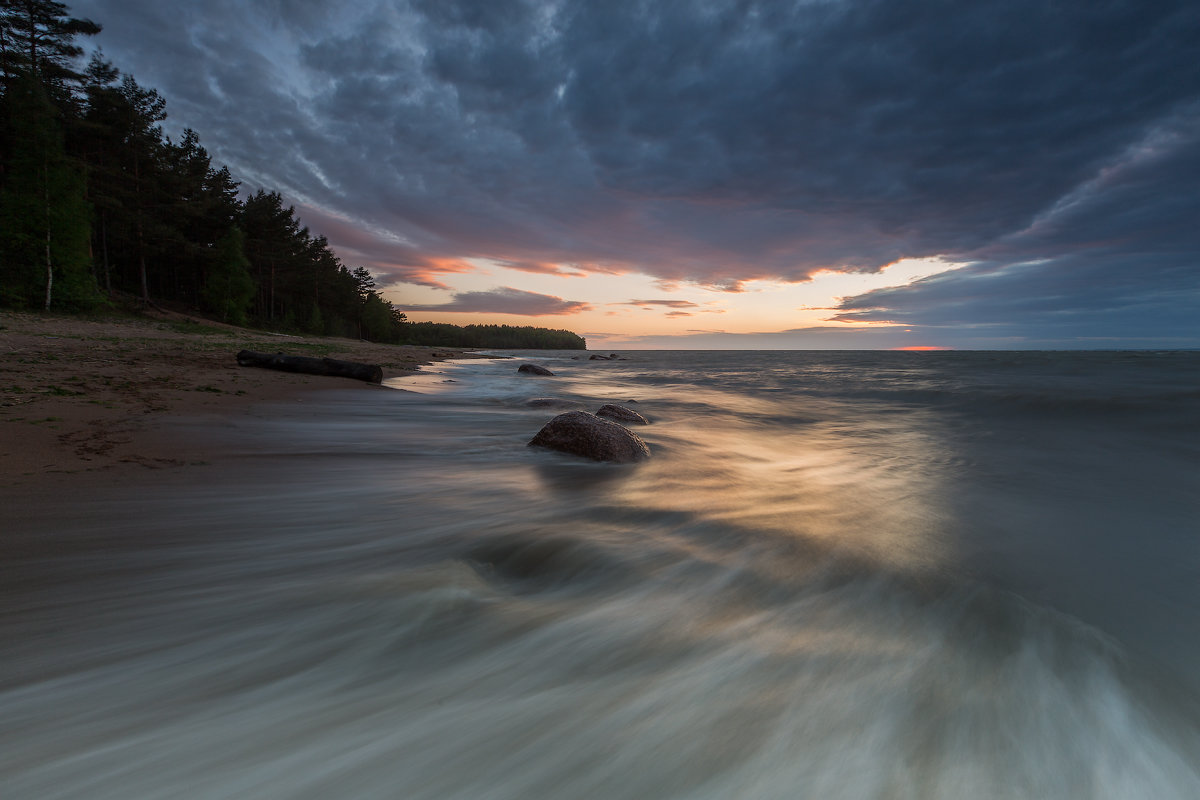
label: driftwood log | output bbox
[236,350,384,384]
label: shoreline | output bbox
[0,310,482,487]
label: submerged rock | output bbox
[467,533,627,589]
[525,397,579,409]
[588,354,609,360]
[595,403,648,425]
[529,411,651,463]
[517,363,555,376]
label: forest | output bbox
[403,323,585,350]
[0,1,585,350]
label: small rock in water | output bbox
[529,411,651,463]
[517,363,555,376]
[596,403,648,425]
[588,354,609,361]
[525,397,578,409]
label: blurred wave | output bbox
[3,350,1200,798]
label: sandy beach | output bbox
[0,310,475,486]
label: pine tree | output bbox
[241,189,306,324]
[0,72,96,310]
[202,227,254,324]
[0,0,100,94]
[115,74,166,306]
[76,50,123,295]
[361,292,396,342]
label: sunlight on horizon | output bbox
[383,257,965,347]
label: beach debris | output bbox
[529,411,651,463]
[517,363,555,376]
[236,350,383,384]
[595,403,648,425]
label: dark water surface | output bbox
[4,350,1200,798]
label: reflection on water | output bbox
[3,351,1200,798]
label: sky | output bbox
[70,0,1200,349]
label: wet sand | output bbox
[0,310,476,487]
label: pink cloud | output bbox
[403,287,593,316]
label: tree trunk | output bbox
[133,154,150,305]
[43,154,52,310]
[137,220,149,302]
[26,3,39,77]
[236,350,384,384]
[44,228,53,310]
[101,214,111,295]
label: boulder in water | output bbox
[529,411,651,463]
[517,363,554,376]
[596,403,648,425]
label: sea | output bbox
[3,349,1200,799]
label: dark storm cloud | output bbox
[834,104,1200,342]
[404,287,592,315]
[71,0,1200,343]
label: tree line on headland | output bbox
[0,2,585,351]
